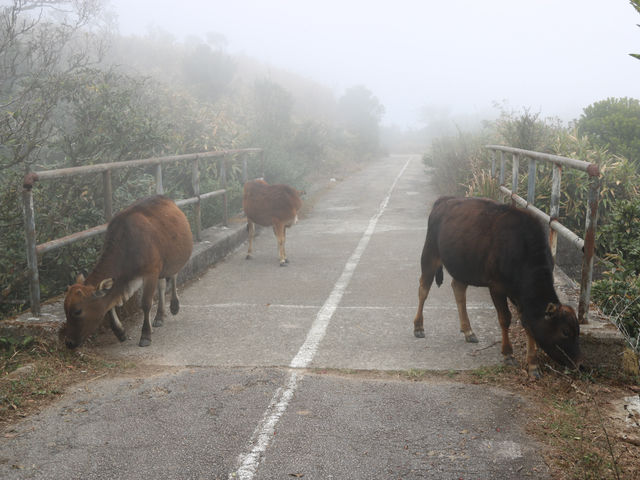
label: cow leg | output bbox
[169,275,180,315]
[451,279,478,343]
[108,308,127,342]
[152,278,166,328]
[414,261,440,338]
[524,329,541,378]
[489,288,516,366]
[273,221,287,266]
[413,276,431,338]
[139,276,158,347]
[246,220,255,259]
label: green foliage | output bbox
[592,197,640,351]
[592,264,640,351]
[577,97,640,165]
[425,131,485,195]
[598,198,640,274]
[494,105,558,151]
[631,0,640,60]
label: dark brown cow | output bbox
[61,195,193,348]
[243,179,303,266]
[413,196,582,377]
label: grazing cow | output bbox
[61,195,193,348]
[243,179,303,266]
[413,196,582,378]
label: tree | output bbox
[0,1,107,312]
[338,85,385,157]
[631,0,640,60]
[576,97,640,165]
[181,42,235,102]
[1,0,107,172]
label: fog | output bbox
[109,0,639,129]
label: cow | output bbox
[243,178,303,266]
[413,196,582,378]
[61,195,193,348]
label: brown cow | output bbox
[413,196,582,378]
[243,179,302,266]
[61,195,193,348]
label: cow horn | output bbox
[545,303,558,315]
[98,278,114,291]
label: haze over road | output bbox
[0,155,549,479]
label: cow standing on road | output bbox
[62,195,193,348]
[243,179,303,266]
[413,196,582,378]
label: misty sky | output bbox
[109,0,639,128]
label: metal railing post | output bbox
[22,173,40,316]
[549,163,562,264]
[102,170,113,221]
[527,157,536,204]
[578,165,601,323]
[155,163,164,194]
[511,154,519,205]
[242,154,248,184]
[221,156,228,226]
[491,150,496,178]
[499,151,505,186]
[192,157,201,241]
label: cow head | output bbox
[61,276,114,349]
[534,303,582,369]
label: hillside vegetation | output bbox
[0,1,385,317]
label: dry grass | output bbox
[0,337,130,431]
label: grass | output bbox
[0,335,128,428]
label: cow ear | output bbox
[545,303,558,315]
[97,278,114,292]
[75,273,86,284]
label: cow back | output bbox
[428,196,554,297]
[86,195,193,288]
[243,179,302,227]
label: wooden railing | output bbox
[485,145,601,323]
[21,148,263,316]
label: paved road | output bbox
[0,155,549,479]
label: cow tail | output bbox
[435,265,443,287]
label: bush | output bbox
[592,264,640,351]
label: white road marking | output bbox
[229,157,412,480]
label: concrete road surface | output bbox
[0,155,549,479]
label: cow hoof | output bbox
[279,261,288,267]
[153,318,164,327]
[528,368,541,379]
[414,329,425,338]
[503,355,518,367]
[139,338,151,347]
[114,330,127,342]
[464,332,479,343]
[170,298,180,315]
[245,254,252,260]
